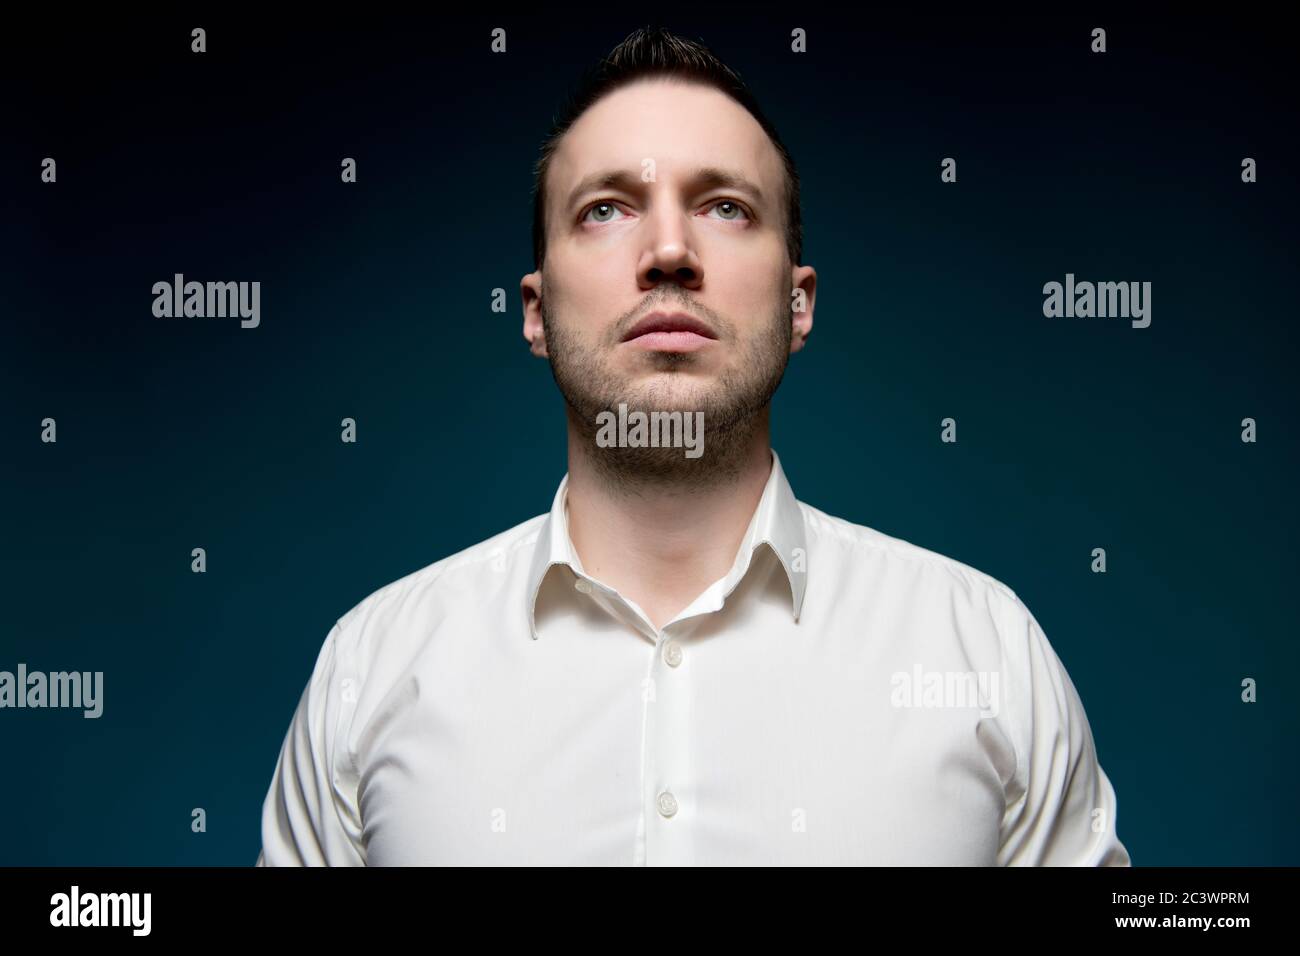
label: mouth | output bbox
[621,311,718,352]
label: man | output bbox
[256,26,1130,866]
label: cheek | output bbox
[704,229,784,285]
[574,269,625,313]
[550,272,628,339]
[551,241,626,300]
[712,264,785,324]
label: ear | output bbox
[789,264,815,354]
[520,270,548,358]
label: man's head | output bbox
[521,27,816,485]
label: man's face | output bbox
[522,78,815,443]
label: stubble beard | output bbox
[541,288,792,495]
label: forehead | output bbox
[548,78,783,212]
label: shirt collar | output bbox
[525,448,808,640]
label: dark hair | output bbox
[530,26,802,272]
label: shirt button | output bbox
[662,640,683,667]
[657,790,678,818]
[574,578,592,594]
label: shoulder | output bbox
[327,512,548,659]
[795,498,1043,673]
[799,499,1022,609]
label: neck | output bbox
[564,409,774,631]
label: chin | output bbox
[620,376,719,412]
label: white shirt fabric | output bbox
[256,449,1130,866]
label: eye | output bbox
[707,199,750,221]
[581,201,626,224]
[579,198,751,225]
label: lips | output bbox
[621,311,718,343]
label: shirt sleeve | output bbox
[255,622,366,866]
[996,593,1131,866]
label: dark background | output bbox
[2,9,1295,865]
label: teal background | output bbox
[2,11,1296,864]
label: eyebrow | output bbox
[564,165,767,214]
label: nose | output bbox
[637,205,704,291]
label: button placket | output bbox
[644,622,695,865]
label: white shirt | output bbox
[256,449,1130,866]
